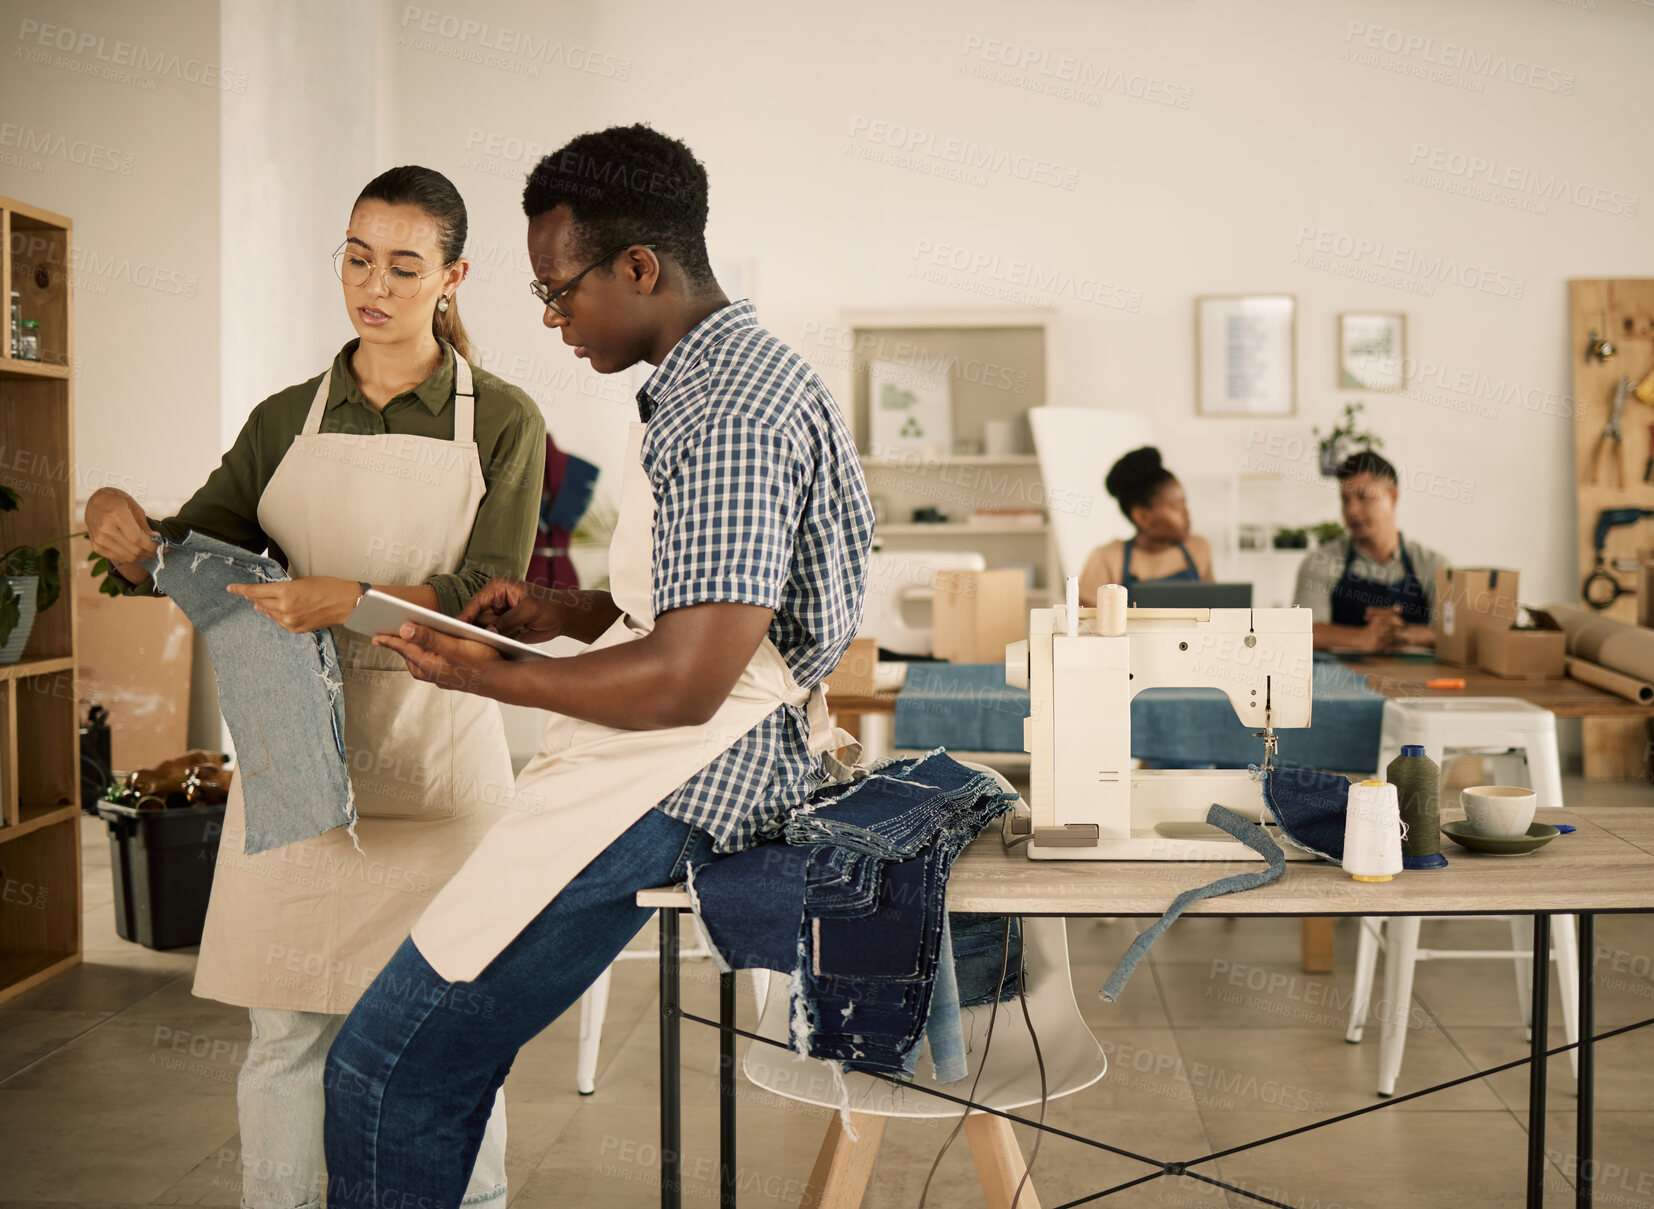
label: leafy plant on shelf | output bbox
[1312,521,1346,545]
[1312,401,1383,475]
[0,485,125,648]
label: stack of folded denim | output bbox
[689,749,1017,1080]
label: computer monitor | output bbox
[1127,581,1254,609]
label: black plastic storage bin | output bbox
[96,800,226,950]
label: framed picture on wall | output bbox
[868,359,952,456]
[1338,312,1407,391]
[1195,294,1296,416]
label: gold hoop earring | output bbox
[437,295,450,313]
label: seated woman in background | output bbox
[1078,446,1212,605]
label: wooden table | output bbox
[1348,656,1654,780]
[644,806,1654,1209]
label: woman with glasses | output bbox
[84,165,544,1209]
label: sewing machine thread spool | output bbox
[1343,779,1403,882]
[1096,583,1127,637]
[1387,744,1447,870]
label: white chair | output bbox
[742,915,1105,1208]
[1346,697,1578,1097]
[575,917,769,1095]
[1027,406,1153,581]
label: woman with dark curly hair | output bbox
[1077,445,1212,605]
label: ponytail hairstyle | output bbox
[353,165,472,362]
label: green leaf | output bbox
[0,486,17,512]
[35,546,62,613]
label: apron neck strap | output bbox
[452,353,475,445]
[300,351,476,441]
[302,370,332,436]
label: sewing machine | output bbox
[1005,598,1316,861]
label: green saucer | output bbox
[1440,820,1560,855]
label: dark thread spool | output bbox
[1387,744,1447,870]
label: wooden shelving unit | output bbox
[0,194,81,1005]
[843,309,1063,608]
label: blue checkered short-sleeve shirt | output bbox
[639,302,874,851]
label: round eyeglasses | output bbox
[333,241,451,300]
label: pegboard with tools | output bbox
[1572,279,1654,623]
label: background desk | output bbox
[1350,655,1654,782]
[643,807,1654,1209]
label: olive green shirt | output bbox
[141,340,546,615]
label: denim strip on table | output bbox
[689,749,1015,1078]
[1262,766,1356,862]
[1097,805,1285,1003]
[145,531,355,855]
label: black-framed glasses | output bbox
[333,241,451,299]
[530,243,656,317]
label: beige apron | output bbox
[193,353,513,1013]
[413,420,856,983]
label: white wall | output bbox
[0,0,223,508]
[380,0,1654,606]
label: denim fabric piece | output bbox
[952,915,1023,1008]
[1130,656,1385,773]
[1098,806,1285,1003]
[922,920,964,1082]
[786,749,1018,859]
[893,664,1029,754]
[1263,767,1355,863]
[689,750,1013,1077]
[146,531,354,855]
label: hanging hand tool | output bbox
[1583,507,1654,609]
[1591,378,1631,486]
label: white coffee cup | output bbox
[984,420,1019,456]
[1461,785,1537,838]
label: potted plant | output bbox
[0,486,108,663]
[1313,401,1383,476]
[1312,521,1346,546]
[1272,525,1310,550]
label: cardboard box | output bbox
[1435,567,1519,667]
[74,554,194,771]
[1478,613,1566,680]
[823,636,878,697]
[932,569,1027,664]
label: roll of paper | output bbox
[1565,656,1654,704]
[1546,603,1654,682]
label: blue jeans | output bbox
[322,808,715,1209]
[147,531,353,854]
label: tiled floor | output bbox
[3,780,1652,1208]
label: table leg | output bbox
[720,969,737,1209]
[661,908,682,1209]
[1528,913,1551,1209]
[1578,914,1595,1209]
[1300,917,1336,973]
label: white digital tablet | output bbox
[345,589,553,661]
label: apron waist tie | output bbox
[802,682,862,783]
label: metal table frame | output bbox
[656,906,1652,1209]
